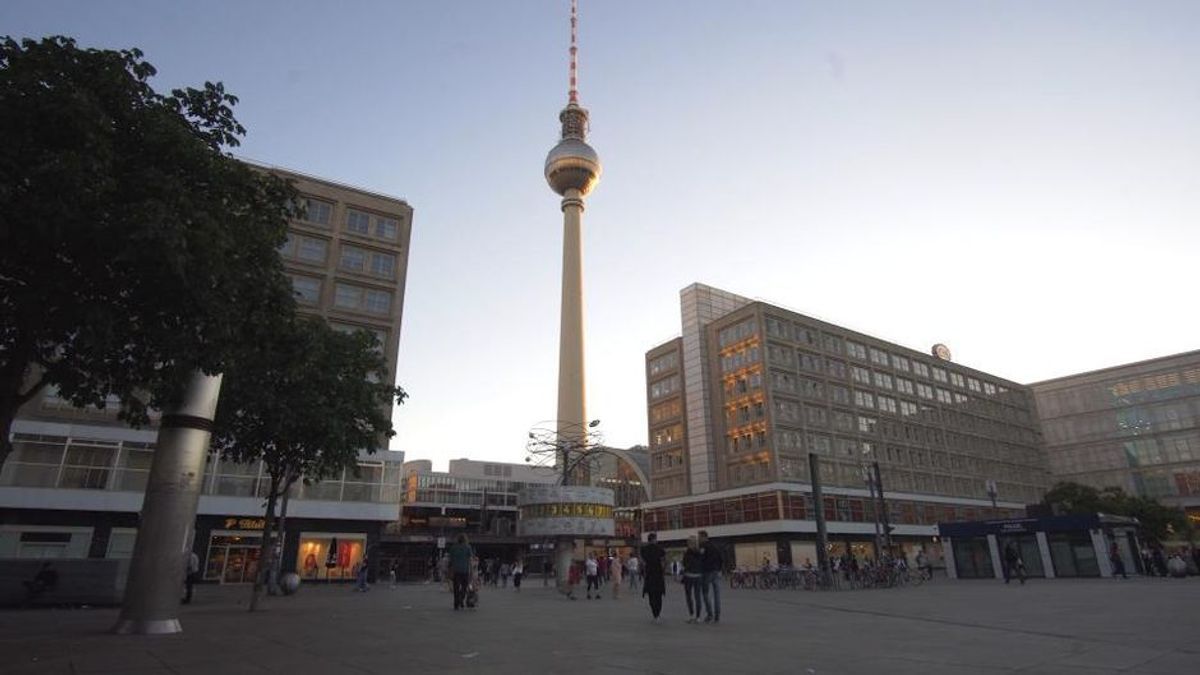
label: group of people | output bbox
[642,530,723,624]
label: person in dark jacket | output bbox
[641,533,667,623]
[1003,541,1025,585]
[1109,542,1128,579]
[698,530,723,623]
[681,535,704,623]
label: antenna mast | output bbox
[568,0,579,104]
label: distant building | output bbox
[1030,350,1200,523]
[0,165,413,584]
[641,283,1052,569]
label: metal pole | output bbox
[873,461,893,557]
[809,453,830,586]
[114,372,222,635]
[864,466,881,561]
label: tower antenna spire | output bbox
[568,0,579,104]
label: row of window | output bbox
[648,351,679,377]
[281,235,397,279]
[649,375,681,401]
[289,276,393,316]
[650,399,683,424]
[296,196,403,243]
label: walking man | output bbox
[585,552,600,599]
[1003,541,1025,585]
[1109,542,1128,579]
[182,550,200,604]
[641,533,667,623]
[698,530,723,623]
[448,534,474,610]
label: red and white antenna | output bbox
[568,0,579,104]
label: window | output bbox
[917,383,934,400]
[854,391,875,408]
[983,382,997,395]
[870,348,889,366]
[877,396,897,414]
[912,361,929,378]
[830,385,850,405]
[896,378,915,395]
[334,284,361,309]
[649,352,678,376]
[805,405,828,427]
[967,377,982,393]
[339,246,367,272]
[718,319,757,347]
[899,400,920,416]
[873,372,893,390]
[299,197,332,226]
[891,355,910,372]
[852,366,871,385]
[364,289,391,314]
[278,233,296,257]
[833,411,854,432]
[950,372,965,388]
[376,216,399,240]
[823,334,843,354]
[826,359,847,379]
[932,367,948,383]
[370,252,396,278]
[346,209,372,235]
[650,376,680,400]
[289,275,321,304]
[765,316,791,339]
[846,341,867,360]
[936,388,953,404]
[858,416,877,434]
[799,352,822,373]
[297,236,328,263]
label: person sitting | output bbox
[23,562,59,606]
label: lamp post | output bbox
[861,463,882,561]
[986,479,999,517]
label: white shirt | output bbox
[627,557,639,572]
[585,558,598,576]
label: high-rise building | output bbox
[1030,350,1200,521]
[0,165,412,584]
[642,283,1052,568]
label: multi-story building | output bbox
[1030,350,1200,522]
[0,165,413,584]
[389,450,650,579]
[642,284,1051,569]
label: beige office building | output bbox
[1,164,412,584]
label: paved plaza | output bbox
[0,575,1196,674]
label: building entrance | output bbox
[204,532,271,584]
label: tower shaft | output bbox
[556,189,586,483]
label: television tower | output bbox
[545,0,601,481]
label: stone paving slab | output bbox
[0,576,1195,674]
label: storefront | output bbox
[193,515,379,584]
[939,514,1141,580]
[296,532,367,582]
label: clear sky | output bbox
[5,1,1198,470]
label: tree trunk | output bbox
[268,472,297,596]
[249,475,281,612]
[0,410,15,470]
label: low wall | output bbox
[0,558,130,606]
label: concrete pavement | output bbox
[0,575,1196,674]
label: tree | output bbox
[211,316,405,611]
[0,36,296,467]
[1042,481,1188,543]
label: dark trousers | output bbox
[683,577,702,618]
[1003,560,1025,584]
[586,574,599,594]
[647,591,664,618]
[183,572,197,603]
[452,572,470,609]
[513,572,522,588]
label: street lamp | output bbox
[860,463,882,561]
[986,479,998,517]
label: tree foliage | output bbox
[0,36,296,465]
[210,316,406,609]
[1042,481,1190,542]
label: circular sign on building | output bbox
[517,485,615,538]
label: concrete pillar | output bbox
[1091,529,1113,578]
[943,537,958,580]
[556,188,587,469]
[986,534,1004,580]
[1035,531,1055,578]
[114,372,222,635]
[555,537,576,593]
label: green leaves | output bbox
[0,36,296,463]
[1042,481,1189,543]
[211,316,405,490]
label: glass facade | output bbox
[1032,352,1200,509]
[0,433,403,504]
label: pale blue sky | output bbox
[5,1,1198,470]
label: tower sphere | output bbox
[545,137,602,197]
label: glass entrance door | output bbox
[222,546,261,583]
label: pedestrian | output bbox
[585,552,600,599]
[598,554,608,585]
[611,553,623,599]
[1109,542,1128,580]
[543,559,552,586]
[627,555,640,590]
[641,533,667,623]
[682,535,703,623]
[448,534,474,610]
[355,554,370,592]
[512,558,524,592]
[389,561,399,587]
[500,562,511,588]
[182,549,200,604]
[698,530,723,623]
[1151,546,1168,577]
[1002,542,1025,585]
